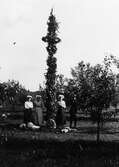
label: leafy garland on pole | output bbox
[42,9,61,120]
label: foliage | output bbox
[65,59,116,141]
[0,80,28,107]
[104,55,119,108]
[42,9,61,120]
[65,61,93,110]
[0,83,6,104]
[55,74,68,97]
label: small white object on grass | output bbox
[61,128,69,133]
[19,123,26,128]
[61,127,72,133]
[1,113,7,119]
[27,122,40,130]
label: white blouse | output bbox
[58,100,66,109]
[25,101,33,109]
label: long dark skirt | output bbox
[24,109,33,124]
[56,106,66,128]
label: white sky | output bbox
[0,0,119,91]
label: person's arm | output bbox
[30,102,33,109]
[24,102,28,109]
[33,101,36,108]
[41,100,45,110]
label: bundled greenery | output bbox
[42,9,61,120]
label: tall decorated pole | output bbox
[42,9,61,121]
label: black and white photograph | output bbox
[0,0,119,166]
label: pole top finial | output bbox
[50,8,53,15]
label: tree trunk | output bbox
[97,111,101,143]
[97,120,100,143]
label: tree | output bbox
[55,74,68,95]
[0,83,7,105]
[69,60,116,142]
[42,9,61,120]
[65,78,78,107]
[90,63,115,142]
[16,88,27,105]
[5,80,27,107]
[68,61,93,112]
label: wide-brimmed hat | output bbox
[58,94,64,100]
[36,95,41,98]
[27,95,32,99]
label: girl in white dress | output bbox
[24,95,33,125]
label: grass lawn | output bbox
[0,110,119,166]
[0,108,119,143]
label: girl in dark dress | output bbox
[69,95,77,128]
[56,95,66,129]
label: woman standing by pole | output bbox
[33,95,44,126]
[56,94,66,129]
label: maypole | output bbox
[42,9,61,121]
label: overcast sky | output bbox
[0,0,119,91]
